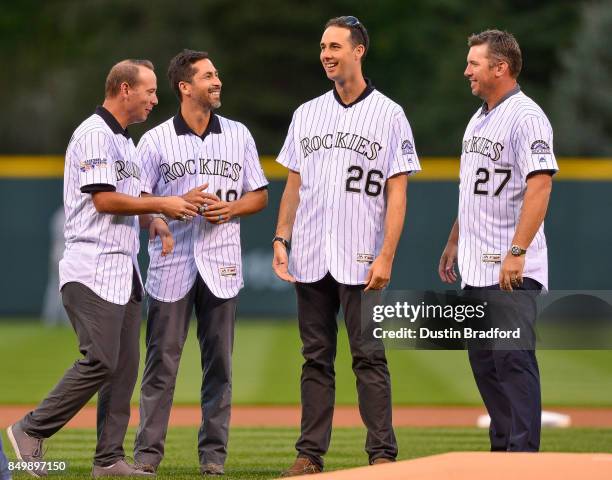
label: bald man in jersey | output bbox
[439,30,558,452]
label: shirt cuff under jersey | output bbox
[80,183,116,194]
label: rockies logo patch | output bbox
[401,139,414,156]
[530,140,551,155]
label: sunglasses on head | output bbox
[340,16,367,50]
[344,15,361,27]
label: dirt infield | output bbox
[1,405,612,429]
[284,452,612,480]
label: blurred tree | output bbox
[358,0,581,156]
[551,1,612,156]
[0,0,583,155]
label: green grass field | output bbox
[3,427,612,479]
[2,319,611,478]
[1,319,611,406]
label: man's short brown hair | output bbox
[167,49,210,101]
[105,59,154,98]
[468,29,522,78]
[324,16,370,57]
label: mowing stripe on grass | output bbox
[3,427,612,480]
[2,320,612,406]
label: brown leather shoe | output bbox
[133,462,157,474]
[200,463,225,475]
[280,457,322,477]
[371,457,395,465]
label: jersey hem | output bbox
[59,279,131,306]
[292,270,367,286]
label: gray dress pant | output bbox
[20,273,142,467]
[294,273,397,468]
[134,275,237,468]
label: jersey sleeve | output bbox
[242,129,269,192]
[276,112,300,172]
[75,130,117,193]
[388,109,421,177]
[514,114,559,178]
[137,134,162,194]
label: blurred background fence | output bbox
[1,157,611,316]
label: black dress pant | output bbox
[294,273,397,467]
[465,277,542,452]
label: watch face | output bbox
[511,246,521,256]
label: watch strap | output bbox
[272,236,291,251]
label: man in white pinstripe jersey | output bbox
[273,16,421,476]
[133,49,268,476]
[439,30,558,452]
[7,59,198,478]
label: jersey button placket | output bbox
[324,107,344,268]
[325,106,351,268]
[323,160,334,266]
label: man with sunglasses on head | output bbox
[273,16,420,476]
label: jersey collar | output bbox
[95,106,130,138]
[481,84,521,116]
[173,109,222,139]
[332,78,375,108]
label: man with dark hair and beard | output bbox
[133,49,268,476]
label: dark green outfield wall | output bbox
[1,180,611,316]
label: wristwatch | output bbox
[272,236,291,252]
[510,245,527,256]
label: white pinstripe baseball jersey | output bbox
[59,106,143,305]
[458,86,558,290]
[140,112,268,301]
[276,83,421,284]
